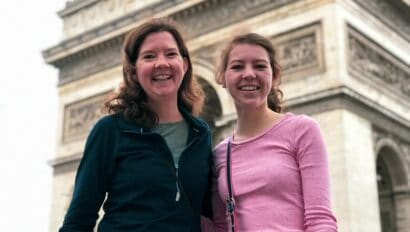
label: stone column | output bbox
[313,109,381,232]
[394,189,410,232]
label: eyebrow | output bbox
[228,59,269,64]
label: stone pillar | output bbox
[394,190,410,232]
[313,109,381,232]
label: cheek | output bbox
[136,63,151,80]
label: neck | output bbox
[234,105,281,141]
[147,98,183,123]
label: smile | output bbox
[153,74,172,81]
[239,85,259,91]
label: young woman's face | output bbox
[136,31,187,103]
[224,43,274,110]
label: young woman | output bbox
[211,33,338,231]
[59,18,212,232]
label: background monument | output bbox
[43,0,410,231]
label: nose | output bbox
[154,55,170,69]
[241,64,256,79]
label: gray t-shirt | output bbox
[152,120,189,168]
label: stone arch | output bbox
[193,59,236,144]
[375,138,410,232]
[192,59,236,118]
[375,138,408,187]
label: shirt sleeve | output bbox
[294,116,338,232]
[59,118,115,232]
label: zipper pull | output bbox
[175,191,180,202]
[175,181,181,202]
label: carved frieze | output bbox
[44,0,301,68]
[272,23,324,80]
[173,0,301,39]
[192,22,324,81]
[347,26,410,98]
[62,92,109,143]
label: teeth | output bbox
[240,85,258,91]
[153,74,171,80]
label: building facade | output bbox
[43,0,410,231]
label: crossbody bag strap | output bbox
[226,141,237,232]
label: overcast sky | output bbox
[0,1,65,231]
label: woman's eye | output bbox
[142,54,155,59]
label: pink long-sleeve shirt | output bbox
[211,113,337,231]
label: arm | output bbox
[295,116,338,232]
[59,118,115,232]
[211,168,228,232]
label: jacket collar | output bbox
[117,106,207,135]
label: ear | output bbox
[218,73,226,88]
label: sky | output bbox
[0,1,66,231]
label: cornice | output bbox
[58,0,100,17]
[50,85,410,167]
[352,0,410,42]
[43,0,300,68]
[48,152,82,167]
[286,86,410,143]
[42,0,203,65]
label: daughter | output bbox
[211,33,338,232]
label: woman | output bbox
[59,18,212,232]
[211,33,338,231]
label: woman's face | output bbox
[136,31,187,103]
[223,43,274,110]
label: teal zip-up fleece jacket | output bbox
[60,108,213,232]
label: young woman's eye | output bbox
[166,51,179,57]
[255,64,267,69]
[230,64,243,70]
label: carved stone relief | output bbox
[272,23,324,80]
[192,22,324,83]
[347,26,410,98]
[173,0,300,39]
[45,0,301,67]
[63,92,110,143]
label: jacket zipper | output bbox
[123,127,202,203]
[174,127,200,202]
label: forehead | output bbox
[139,31,179,51]
[228,43,269,61]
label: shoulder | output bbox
[193,117,211,130]
[214,137,229,151]
[88,114,121,137]
[284,113,321,133]
[289,114,326,152]
[212,137,229,161]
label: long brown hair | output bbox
[104,18,204,128]
[216,33,283,113]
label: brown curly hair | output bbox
[104,18,204,128]
[215,33,283,113]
